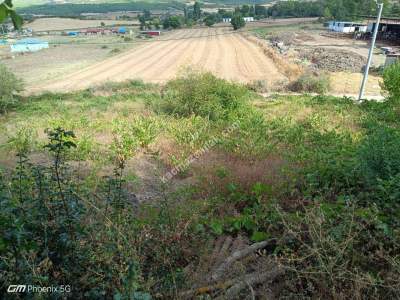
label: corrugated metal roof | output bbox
[15,38,47,45]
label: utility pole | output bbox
[358,1,384,101]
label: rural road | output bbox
[32,27,287,93]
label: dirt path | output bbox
[31,27,287,93]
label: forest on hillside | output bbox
[267,0,400,19]
[17,0,400,20]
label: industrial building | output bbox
[367,17,400,42]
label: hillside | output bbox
[1,68,400,298]
[14,0,151,8]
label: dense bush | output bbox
[231,14,245,30]
[0,64,23,112]
[163,16,183,29]
[289,71,330,94]
[0,127,195,298]
[382,62,400,102]
[153,70,248,121]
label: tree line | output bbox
[264,0,400,20]
[17,1,186,18]
[162,3,258,30]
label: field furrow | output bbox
[35,27,287,92]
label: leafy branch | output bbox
[0,0,23,30]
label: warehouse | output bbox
[367,17,400,42]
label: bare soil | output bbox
[32,27,288,93]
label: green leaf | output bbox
[210,220,223,235]
[250,231,270,242]
[133,292,152,300]
[0,4,8,23]
[10,10,22,30]
[113,292,122,300]
[4,0,13,8]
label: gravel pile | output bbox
[299,47,366,72]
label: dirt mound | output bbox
[299,47,366,72]
[270,32,315,46]
[243,33,302,80]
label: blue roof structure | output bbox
[11,38,49,53]
[118,27,127,34]
[0,39,6,45]
[15,38,47,45]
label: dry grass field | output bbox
[1,35,139,88]
[25,17,138,31]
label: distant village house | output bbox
[222,17,254,23]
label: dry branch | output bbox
[222,267,284,299]
[211,240,274,281]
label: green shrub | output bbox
[0,64,23,112]
[154,70,249,121]
[382,62,400,101]
[356,125,400,217]
[231,14,245,30]
[358,125,400,183]
[289,71,330,94]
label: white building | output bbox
[328,21,367,33]
[222,16,254,23]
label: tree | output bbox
[255,5,267,17]
[218,9,232,18]
[139,15,146,30]
[323,7,333,20]
[0,0,22,29]
[100,21,105,27]
[204,14,216,27]
[163,16,182,29]
[143,9,151,20]
[152,18,161,30]
[193,1,201,20]
[231,14,245,30]
[240,5,250,16]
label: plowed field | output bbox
[35,27,286,92]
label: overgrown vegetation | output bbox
[150,70,248,120]
[0,64,24,113]
[382,62,400,102]
[289,71,330,94]
[1,69,400,298]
